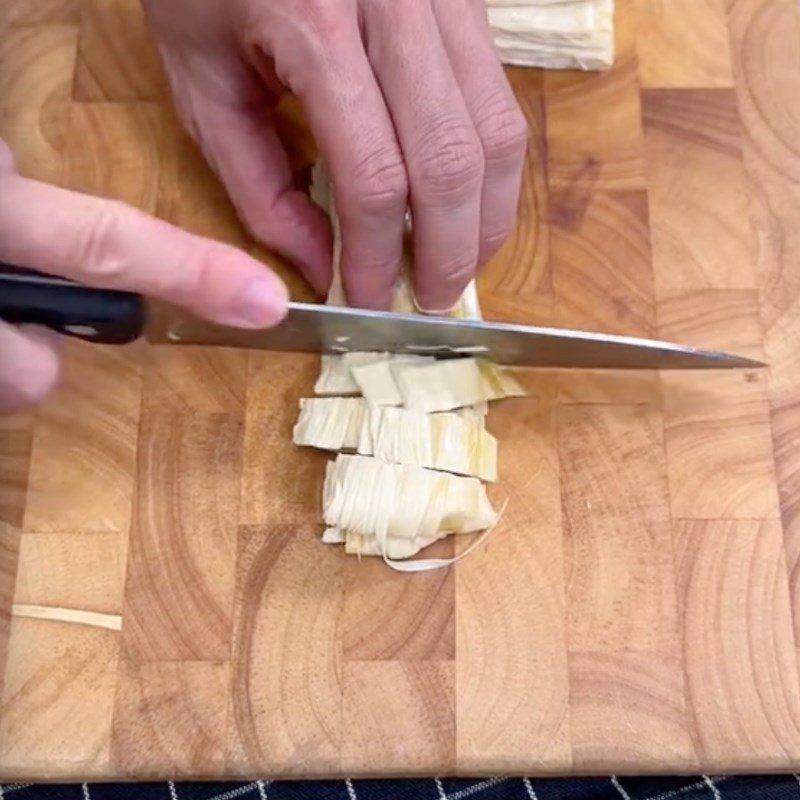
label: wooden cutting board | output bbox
[2,0,800,782]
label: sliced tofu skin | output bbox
[323,455,498,559]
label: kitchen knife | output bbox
[0,264,763,369]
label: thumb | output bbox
[0,171,289,329]
[0,322,61,411]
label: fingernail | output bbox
[412,291,460,317]
[233,278,288,328]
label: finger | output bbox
[0,321,61,411]
[263,3,408,309]
[170,71,333,295]
[0,172,288,329]
[433,0,528,264]
[363,0,485,312]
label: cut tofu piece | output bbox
[293,397,368,451]
[314,352,390,396]
[395,359,525,413]
[488,0,615,71]
[350,355,435,406]
[358,406,498,482]
[297,401,497,481]
[322,455,498,558]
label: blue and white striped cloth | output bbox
[2,775,799,800]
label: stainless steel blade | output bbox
[162,301,763,370]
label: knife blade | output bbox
[0,265,763,370]
[164,301,762,370]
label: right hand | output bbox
[0,139,288,412]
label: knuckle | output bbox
[305,0,348,46]
[75,200,129,284]
[347,146,409,215]
[475,99,528,163]
[436,255,476,288]
[416,123,484,199]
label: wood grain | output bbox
[568,651,697,771]
[552,190,654,337]
[228,525,343,777]
[111,660,230,778]
[122,412,241,662]
[0,24,77,183]
[342,539,455,662]
[73,0,165,100]
[141,346,249,415]
[23,341,141,533]
[662,372,779,520]
[14,532,126,613]
[560,405,679,654]
[675,520,800,769]
[0,525,20,705]
[342,662,455,776]
[5,0,800,780]
[239,352,328,527]
[457,375,571,774]
[545,0,645,193]
[636,0,734,88]
[479,69,552,325]
[643,88,755,294]
[0,619,119,780]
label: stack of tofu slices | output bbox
[293,3,614,564]
[488,0,614,71]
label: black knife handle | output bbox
[0,264,145,345]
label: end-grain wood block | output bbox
[568,651,697,772]
[240,353,327,527]
[675,520,800,769]
[342,539,454,662]
[662,372,778,521]
[479,69,552,325]
[728,0,800,326]
[0,24,78,183]
[0,411,33,530]
[552,190,655,337]
[73,0,165,100]
[559,405,679,654]
[122,412,241,662]
[557,371,659,405]
[545,1,645,193]
[0,524,20,704]
[62,102,164,212]
[111,660,230,778]
[658,289,765,362]
[0,619,118,780]
[635,0,734,89]
[142,345,249,415]
[157,112,251,248]
[728,0,800,187]
[457,375,570,774]
[657,287,775,521]
[643,88,755,294]
[771,399,800,649]
[342,662,455,776]
[228,525,343,776]
[24,341,141,533]
[14,532,126,614]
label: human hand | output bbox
[143,0,527,311]
[0,139,288,411]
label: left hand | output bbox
[142,0,528,311]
